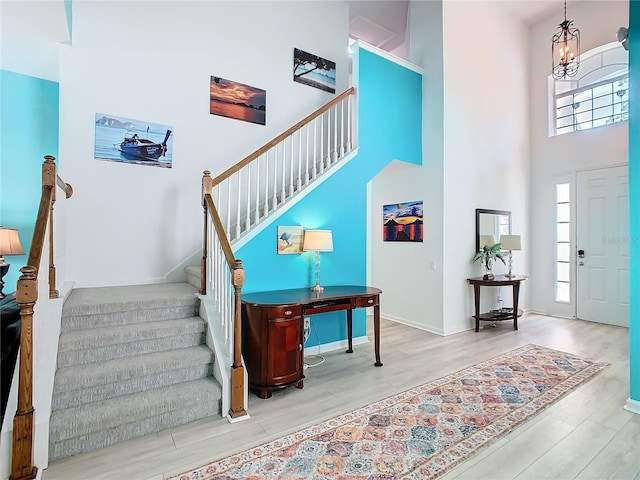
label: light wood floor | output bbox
[42,314,639,480]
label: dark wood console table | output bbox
[241,285,382,398]
[467,275,527,332]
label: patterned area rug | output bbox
[169,344,609,480]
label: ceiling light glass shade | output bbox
[552,1,580,80]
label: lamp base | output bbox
[311,284,324,293]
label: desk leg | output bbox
[346,308,354,353]
[374,304,383,367]
[513,282,520,330]
[473,284,481,332]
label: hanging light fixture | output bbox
[551,0,580,79]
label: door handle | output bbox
[578,249,585,258]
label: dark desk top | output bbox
[467,275,527,285]
[242,285,382,307]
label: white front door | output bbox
[576,165,629,327]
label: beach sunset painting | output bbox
[383,201,424,242]
[210,76,266,125]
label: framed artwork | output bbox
[210,76,266,125]
[277,226,304,254]
[293,48,336,94]
[383,201,423,242]
[94,113,173,168]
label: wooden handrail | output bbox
[11,156,73,480]
[210,87,355,186]
[204,194,235,269]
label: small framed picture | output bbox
[277,226,304,254]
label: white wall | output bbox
[58,1,349,287]
[528,1,629,316]
[367,0,445,335]
[440,0,530,335]
[372,0,530,336]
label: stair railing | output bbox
[11,156,73,480]
[201,88,356,419]
[201,172,247,419]
[209,87,355,245]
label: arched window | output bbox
[550,41,628,136]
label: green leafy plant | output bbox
[472,243,506,272]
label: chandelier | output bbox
[551,0,580,79]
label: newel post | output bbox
[10,266,38,480]
[201,170,213,295]
[43,156,58,299]
[229,259,247,419]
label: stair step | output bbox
[56,317,206,367]
[185,265,201,290]
[53,345,214,395]
[49,378,221,461]
[61,283,199,331]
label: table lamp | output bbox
[479,235,496,249]
[303,229,333,293]
[500,234,521,278]
[0,227,25,299]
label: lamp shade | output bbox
[0,227,25,256]
[479,235,496,249]
[303,230,333,252]
[500,234,521,251]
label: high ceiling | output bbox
[347,0,572,57]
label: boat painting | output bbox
[116,129,172,161]
[94,113,174,168]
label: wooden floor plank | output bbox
[40,314,636,480]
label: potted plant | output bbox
[472,243,506,280]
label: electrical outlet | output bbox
[303,317,311,344]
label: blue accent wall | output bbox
[629,0,639,404]
[64,0,73,41]
[236,46,422,346]
[0,70,59,294]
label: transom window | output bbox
[551,42,628,136]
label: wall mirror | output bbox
[475,209,511,252]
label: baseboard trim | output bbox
[382,313,444,336]
[303,335,368,356]
[624,398,640,415]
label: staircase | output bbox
[48,282,221,461]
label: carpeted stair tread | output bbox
[49,378,221,459]
[57,332,207,367]
[56,317,208,366]
[185,265,201,290]
[50,282,221,461]
[52,363,212,411]
[59,317,205,351]
[62,282,199,317]
[61,303,199,331]
[49,397,219,461]
[53,345,214,393]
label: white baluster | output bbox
[297,129,303,190]
[264,151,270,217]
[304,125,309,184]
[273,144,278,209]
[321,112,326,173]
[255,155,261,225]
[332,105,338,163]
[245,165,251,233]
[312,117,318,179]
[235,172,241,239]
[340,100,345,157]
[289,135,294,197]
[281,141,286,204]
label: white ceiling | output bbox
[347,0,573,57]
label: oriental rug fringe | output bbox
[169,344,609,480]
